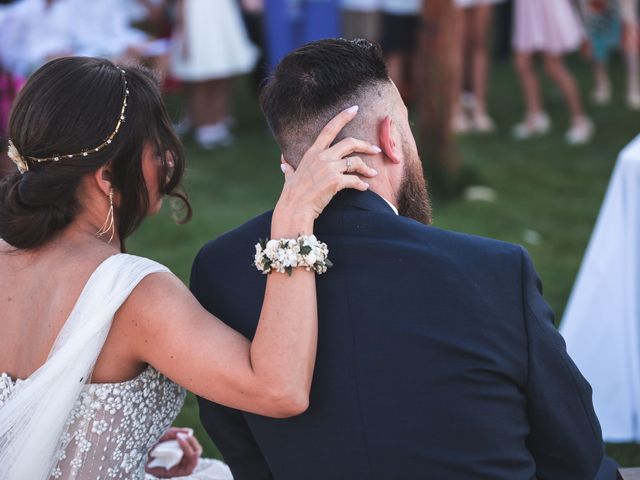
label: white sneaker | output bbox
[627,91,640,110]
[196,123,234,149]
[565,117,594,145]
[470,112,496,133]
[451,111,471,134]
[591,85,611,106]
[512,112,551,140]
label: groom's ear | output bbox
[379,116,401,165]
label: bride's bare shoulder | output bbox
[111,267,210,363]
[116,268,200,325]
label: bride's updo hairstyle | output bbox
[0,56,190,250]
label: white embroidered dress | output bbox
[0,366,185,479]
[0,254,231,480]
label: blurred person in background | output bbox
[0,0,75,78]
[0,0,18,178]
[341,0,381,41]
[0,0,172,177]
[619,0,640,110]
[171,0,258,149]
[582,0,623,105]
[582,0,640,109]
[619,0,640,108]
[0,0,161,78]
[378,0,421,102]
[512,0,594,145]
[451,0,505,134]
[239,0,269,91]
[0,73,22,178]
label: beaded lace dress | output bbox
[0,367,186,479]
[0,254,231,480]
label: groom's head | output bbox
[260,38,431,224]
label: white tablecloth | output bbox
[560,135,640,442]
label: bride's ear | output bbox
[93,165,114,198]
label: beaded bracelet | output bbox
[254,235,333,276]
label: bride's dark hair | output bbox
[0,56,191,250]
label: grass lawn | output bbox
[127,56,640,466]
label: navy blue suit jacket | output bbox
[190,189,603,480]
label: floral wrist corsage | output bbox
[254,235,333,276]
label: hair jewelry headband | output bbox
[7,67,129,174]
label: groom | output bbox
[191,39,605,479]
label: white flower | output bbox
[254,252,264,268]
[283,249,298,267]
[265,239,279,252]
[305,251,317,266]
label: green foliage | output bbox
[127,58,639,465]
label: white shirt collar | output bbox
[380,195,399,215]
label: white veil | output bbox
[0,254,168,479]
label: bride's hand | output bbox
[144,427,202,478]
[272,106,380,236]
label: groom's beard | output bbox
[397,146,432,225]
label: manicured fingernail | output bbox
[280,164,287,174]
[346,105,359,114]
[371,169,378,175]
[372,145,382,153]
[177,433,188,441]
[364,182,370,188]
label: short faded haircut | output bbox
[260,38,390,165]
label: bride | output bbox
[0,56,380,479]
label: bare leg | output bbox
[470,4,492,118]
[451,7,468,132]
[592,61,611,104]
[543,54,593,143]
[542,54,585,123]
[622,20,640,107]
[191,79,227,127]
[514,52,543,115]
[190,79,233,148]
[512,52,552,138]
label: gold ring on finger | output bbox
[345,157,352,173]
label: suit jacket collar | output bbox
[326,189,397,215]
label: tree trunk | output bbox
[418,0,461,185]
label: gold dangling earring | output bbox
[96,189,115,243]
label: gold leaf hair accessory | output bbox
[6,67,129,175]
[7,140,28,174]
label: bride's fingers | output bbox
[186,435,203,456]
[177,433,196,458]
[340,156,378,178]
[311,105,359,150]
[157,426,190,442]
[187,435,202,454]
[326,136,382,160]
[336,173,371,192]
[280,160,294,182]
